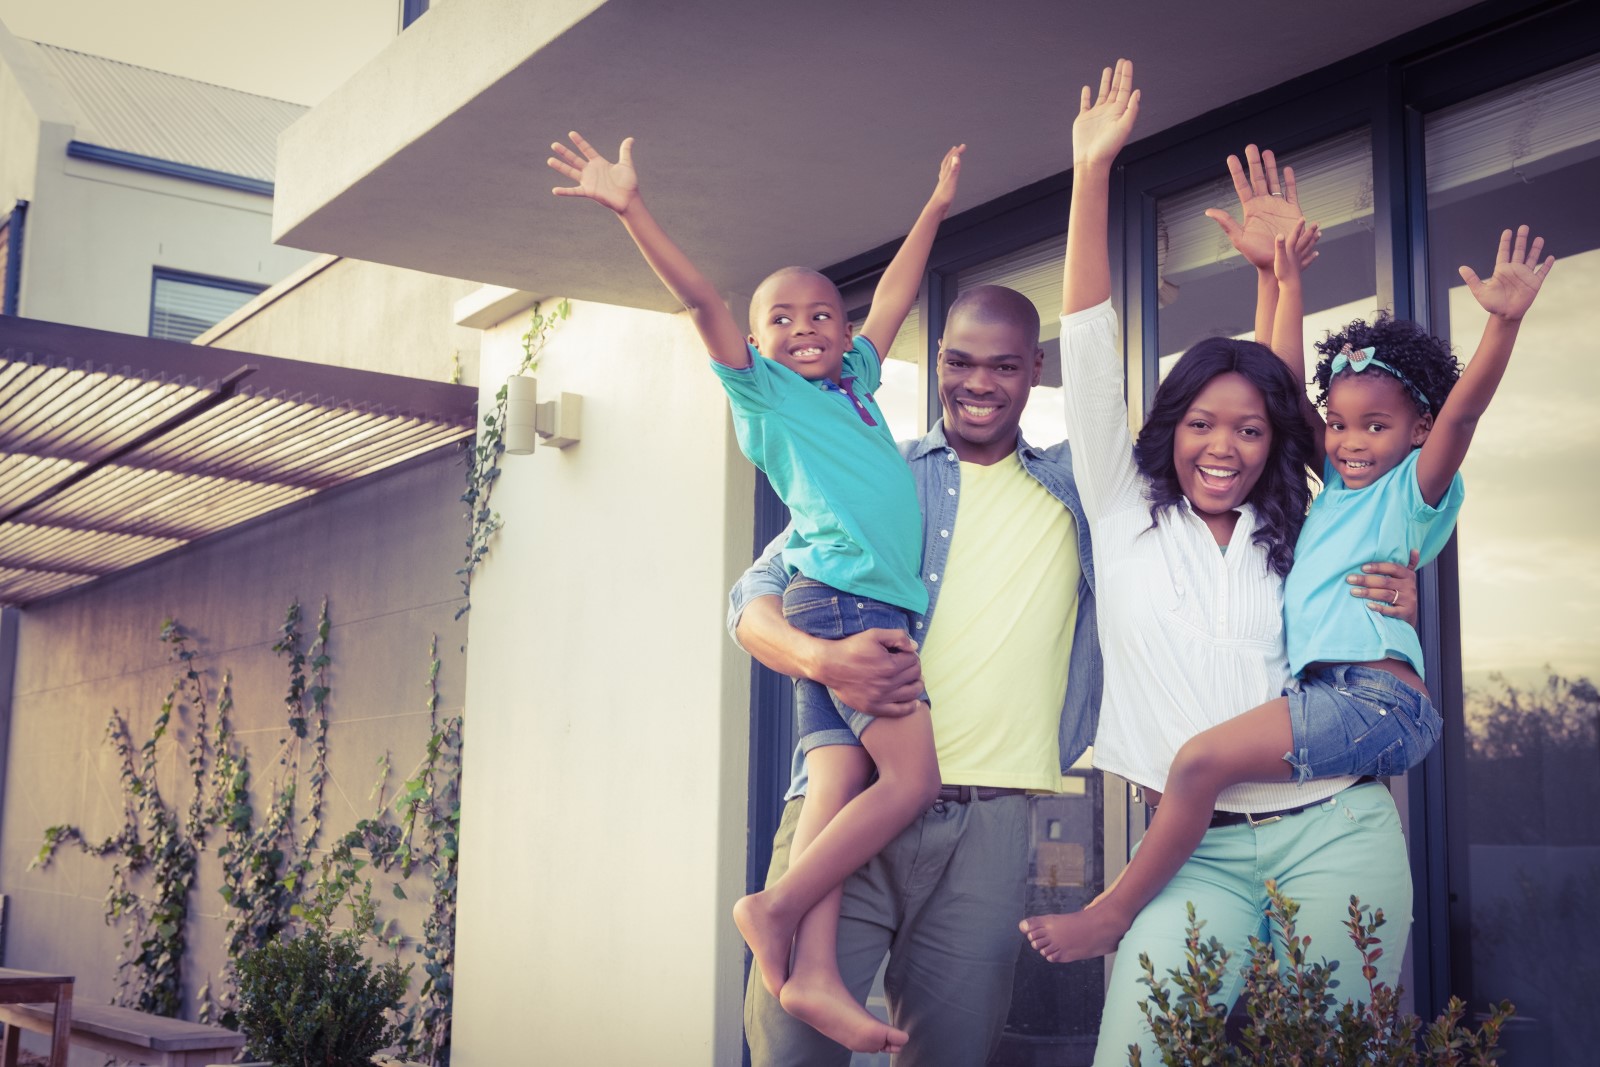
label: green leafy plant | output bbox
[235,885,410,1067]
[32,607,461,1066]
[319,636,461,1064]
[457,298,571,619]
[33,619,215,1016]
[1132,882,1512,1066]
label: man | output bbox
[730,284,1102,1066]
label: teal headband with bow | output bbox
[1329,344,1432,414]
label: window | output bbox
[954,235,1069,448]
[848,281,928,441]
[149,269,265,343]
[1423,54,1600,1064]
[1155,127,1377,387]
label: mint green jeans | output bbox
[1092,780,1413,1066]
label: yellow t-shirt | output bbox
[918,453,1081,791]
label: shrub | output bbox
[1131,881,1512,1066]
[235,891,411,1067]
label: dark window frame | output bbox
[148,267,267,344]
[744,0,1599,1042]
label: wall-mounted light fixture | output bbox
[504,375,582,454]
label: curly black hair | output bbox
[1311,312,1462,417]
[1133,337,1316,578]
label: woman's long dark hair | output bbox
[1132,337,1315,577]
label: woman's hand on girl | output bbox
[1348,550,1422,626]
[1459,225,1555,322]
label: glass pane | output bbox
[150,272,263,343]
[1156,128,1376,394]
[851,287,924,441]
[954,234,1068,447]
[1424,54,1600,1064]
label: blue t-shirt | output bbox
[710,337,927,615]
[1285,448,1464,678]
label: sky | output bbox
[0,0,397,105]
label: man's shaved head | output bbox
[946,285,1041,352]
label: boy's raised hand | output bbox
[548,131,639,214]
[1459,225,1555,321]
[928,144,966,213]
[1073,58,1140,167]
[1206,146,1320,272]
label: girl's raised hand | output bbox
[928,144,966,212]
[549,131,639,214]
[1073,58,1140,167]
[1272,217,1319,285]
[1459,225,1555,321]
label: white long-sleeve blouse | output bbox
[1059,301,1354,812]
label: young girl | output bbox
[1022,138,1554,965]
[548,132,963,1054]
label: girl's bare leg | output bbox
[1021,697,1295,963]
[735,704,939,1052]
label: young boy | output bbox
[549,131,963,1055]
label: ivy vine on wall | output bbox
[457,298,571,619]
[33,601,462,1065]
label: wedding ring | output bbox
[1390,588,1400,607]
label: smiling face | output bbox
[1324,372,1431,489]
[1173,371,1273,540]
[747,269,850,382]
[936,311,1044,465]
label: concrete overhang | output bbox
[275,0,1487,321]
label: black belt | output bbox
[1207,776,1378,828]
[936,785,1027,804]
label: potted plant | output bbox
[233,889,410,1067]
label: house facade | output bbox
[266,1,1596,1063]
[0,0,1592,1064]
[0,18,314,338]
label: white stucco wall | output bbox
[0,53,42,209]
[0,453,467,1066]
[17,139,314,332]
[199,255,484,386]
[452,297,753,1065]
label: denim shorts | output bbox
[781,573,923,752]
[1283,663,1443,782]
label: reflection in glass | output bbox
[1156,127,1376,391]
[955,235,1069,447]
[852,298,923,441]
[1425,54,1600,1065]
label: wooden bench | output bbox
[0,967,71,1067]
[0,1001,246,1067]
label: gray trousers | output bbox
[745,793,1031,1066]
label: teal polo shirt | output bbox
[1286,448,1464,678]
[711,336,927,615]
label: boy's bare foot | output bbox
[1018,906,1131,964]
[780,970,909,1054]
[733,891,799,997]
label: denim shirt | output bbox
[727,421,1102,797]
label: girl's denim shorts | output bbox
[1283,663,1443,782]
[781,573,923,752]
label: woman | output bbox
[1034,60,1418,1066]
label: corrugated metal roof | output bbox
[32,43,307,184]
[0,316,478,607]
